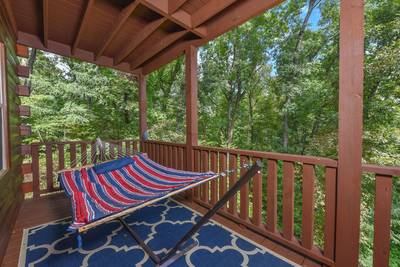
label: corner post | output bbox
[335,0,364,266]
[138,73,148,152]
[185,45,198,173]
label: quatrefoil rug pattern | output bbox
[19,199,296,267]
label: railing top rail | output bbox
[30,139,139,146]
[362,164,400,177]
[144,140,187,148]
[193,144,338,167]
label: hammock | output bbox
[59,153,216,230]
[58,141,262,267]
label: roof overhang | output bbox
[2,0,283,75]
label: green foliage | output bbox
[23,53,139,142]
[24,0,399,265]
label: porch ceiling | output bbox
[2,0,283,75]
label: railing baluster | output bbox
[153,143,157,160]
[90,143,96,163]
[193,149,201,199]
[70,143,77,168]
[302,164,315,249]
[45,144,53,191]
[133,140,138,153]
[228,153,237,215]
[266,159,278,232]
[282,161,295,240]
[324,167,337,259]
[58,144,65,170]
[31,144,40,199]
[201,150,209,203]
[373,175,393,267]
[219,152,227,210]
[183,146,187,171]
[178,147,183,170]
[154,143,159,163]
[124,141,130,155]
[210,151,218,205]
[81,143,87,166]
[158,145,163,165]
[168,146,173,167]
[172,146,178,169]
[117,141,122,157]
[110,143,115,159]
[240,155,249,221]
[252,157,262,227]
[147,142,152,158]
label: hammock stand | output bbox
[59,139,262,267]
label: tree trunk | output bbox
[283,110,288,151]
[227,104,234,147]
[248,92,255,148]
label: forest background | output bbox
[21,0,399,265]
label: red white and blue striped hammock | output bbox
[58,149,261,266]
[59,153,216,231]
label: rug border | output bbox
[171,198,301,267]
[18,199,301,267]
[18,228,28,267]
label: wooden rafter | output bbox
[18,31,140,75]
[168,0,187,14]
[42,0,48,47]
[141,0,205,38]
[114,17,166,65]
[140,0,284,74]
[191,0,237,27]
[130,30,187,70]
[95,1,140,60]
[72,0,95,55]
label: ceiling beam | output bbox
[140,0,284,74]
[202,0,284,40]
[95,1,140,60]
[72,0,95,55]
[168,0,187,14]
[130,30,187,70]
[115,17,166,65]
[191,0,237,27]
[42,0,49,47]
[18,31,140,75]
[141,0,205,38]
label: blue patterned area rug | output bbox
[19,199,297,267]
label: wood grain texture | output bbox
[0,8,24,263]
[373,175,392,267]
[335,0,364,265]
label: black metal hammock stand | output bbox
[61,138,262,267]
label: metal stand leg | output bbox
[118,218,161,264]
[119,160,263,267]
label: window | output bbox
[0,42,9,171]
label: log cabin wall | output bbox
[0,5,24,264]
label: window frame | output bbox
[0,42,10,174]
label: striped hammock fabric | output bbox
[59,153,215,230]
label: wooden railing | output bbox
[171,143,337,266]
[20,139,399,266]
[361,164,400,267]
[21,139,139,198]
[140,140,399,267]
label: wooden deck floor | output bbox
[2,194,320,267]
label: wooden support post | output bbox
[335,0,364,266]
[185,45,198,201]
[185,45,198,172]
[138,73,148,152]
